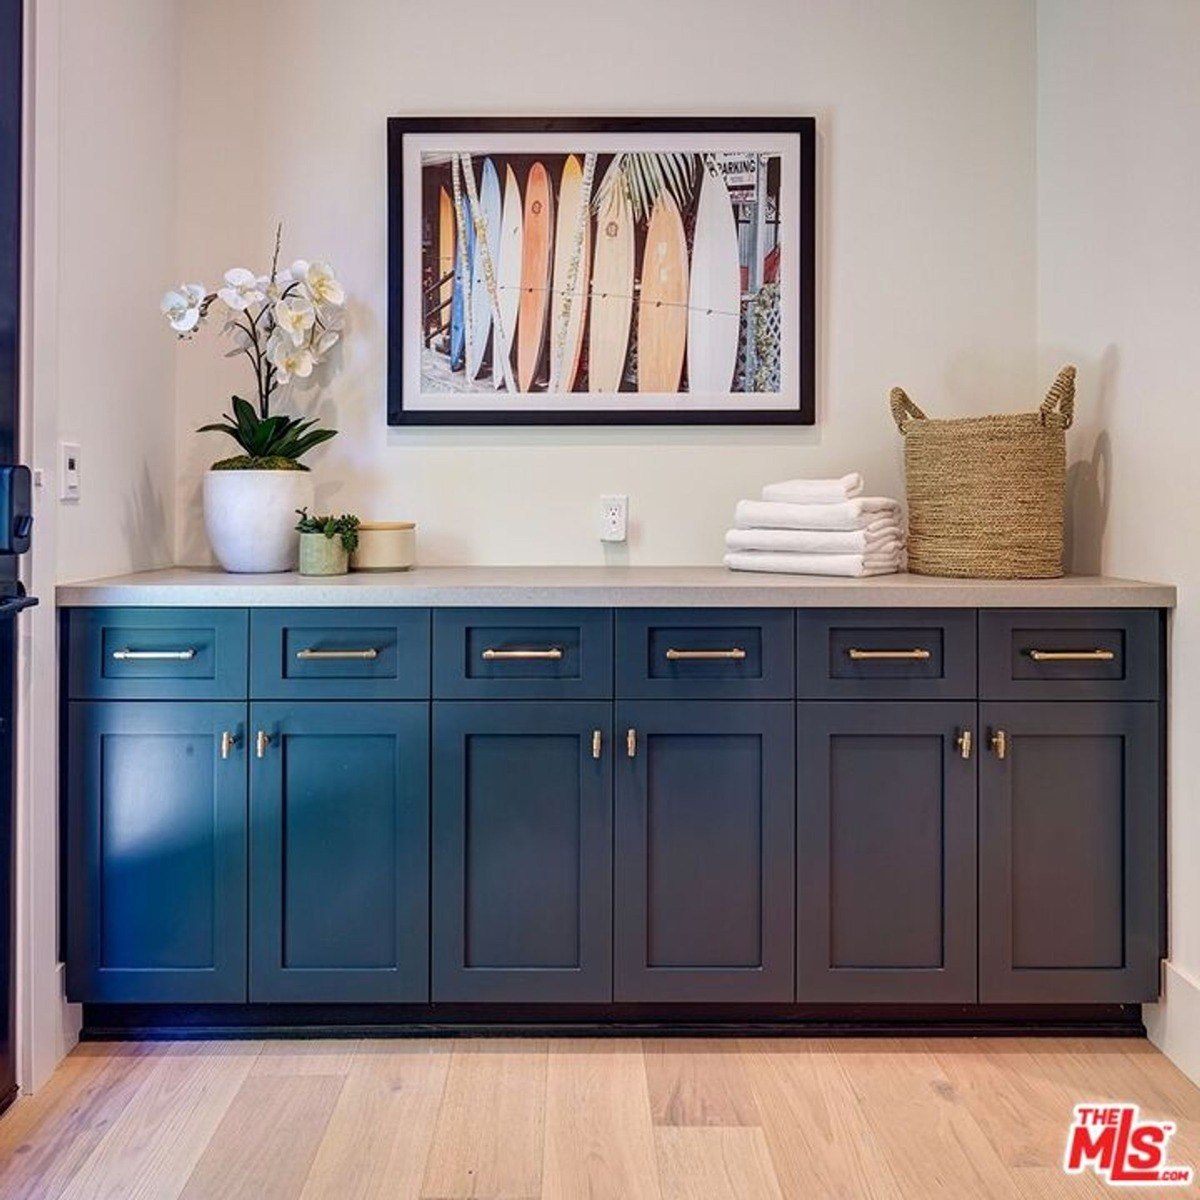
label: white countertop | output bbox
[54,566,1176,609]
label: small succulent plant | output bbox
[294,508,360,553]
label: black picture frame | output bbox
[387,116,816,426]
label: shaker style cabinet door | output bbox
[432,701,613,1001]
[796,702,977,1002]
[614,700,795,1001]
[249,701,429,1002]
[66,701,249,1003]
[979,702,1161,1002]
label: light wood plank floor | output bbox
[1,1037,1198,1199]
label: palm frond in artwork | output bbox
[592,152,698,224]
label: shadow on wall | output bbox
[1063,344,1117,575]
[123,464,171,570]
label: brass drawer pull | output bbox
[255,730,271,759]
[111,648,196,661]
[220,731,239,760]
[956,729,972,760]
[1027,648,1115,662]
[296,648,379,661]
[665,648,747,661]
[846,647,932,661]
[592,730,602,760]
[481,647,563,661]
[626,728,637,758]
[990,729,1008,760]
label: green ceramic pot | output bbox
[298,532,349,576]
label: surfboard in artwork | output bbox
[588,181,635,393]
[687,161,742,393]
[494,164,523,387]
[448,192,475,372]
[467,157,502,380]
[517,161,554,392]
[548,154,592,392]
[637,192,689,393]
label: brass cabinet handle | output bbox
[956,729,973,760]
[592,730,602,760]
[846,648,931,661]
[990,729,1008,760]
[626,728,637,758]
[1027,648,1115,662]
[296,648,379,661]
[220,731,238,761]
[665,647,747,661]
[111,648,196,661]
[255,730,271,759]
[481,647,563,661]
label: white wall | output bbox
[1037,0,1200,1079]
[53,0,178,580]
[17,0,181,1090]
[172,0,1038,567]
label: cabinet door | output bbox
[615,701,794,1001]
[979,702,1160,1002]
[432,701,612,1001]
[797,702,977,1002]
[66,701,248,1003]
[249,701,429,1002]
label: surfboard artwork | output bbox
[494,165,523,387]
[466,157,502,380]
[398,119,813,424]
[548,155,592,393]
[588,181,634,393]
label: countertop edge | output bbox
[54,571,1177,610]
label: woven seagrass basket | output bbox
[890,366,1075,579]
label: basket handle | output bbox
[890,387,926,431]
[1040,365,1076,429]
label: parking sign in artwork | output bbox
[388,119,815,425]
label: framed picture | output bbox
[387,116,815,426]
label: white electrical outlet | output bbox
[599,494,628,542]
[59,441,82,502]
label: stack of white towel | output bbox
[724,473,905,577]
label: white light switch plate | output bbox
[59,441,81,501]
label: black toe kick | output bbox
[80,1002,1145,1042]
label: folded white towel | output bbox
[724,550,902,578]
[734,497,902,532]
[725,523,904,556]
[761,473,863,504]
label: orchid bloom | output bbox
[267,328,315,383]
[217,267,265,311]
[304,261,345,307]
[160,283,207,334]
[274,295,316,346]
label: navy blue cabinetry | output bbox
[66,701,248,1002]
[614,700,795,1001]
[249,701,429,1002]
[60,602,1167,1019]
[432,700,612,1001]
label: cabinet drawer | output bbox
[251,609,430,698]
[433,609,611,699]
[979,610,1161,701]
[65,608,248,700]
[796,610,975,699]
[616,609,793,699]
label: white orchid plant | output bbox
[161,226,346,470]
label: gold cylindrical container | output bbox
[349,522,416,571]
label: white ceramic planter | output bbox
[202,469,314,574]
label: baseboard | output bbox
[80,1001,1146,1041]
[1145,961,1200,1085]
